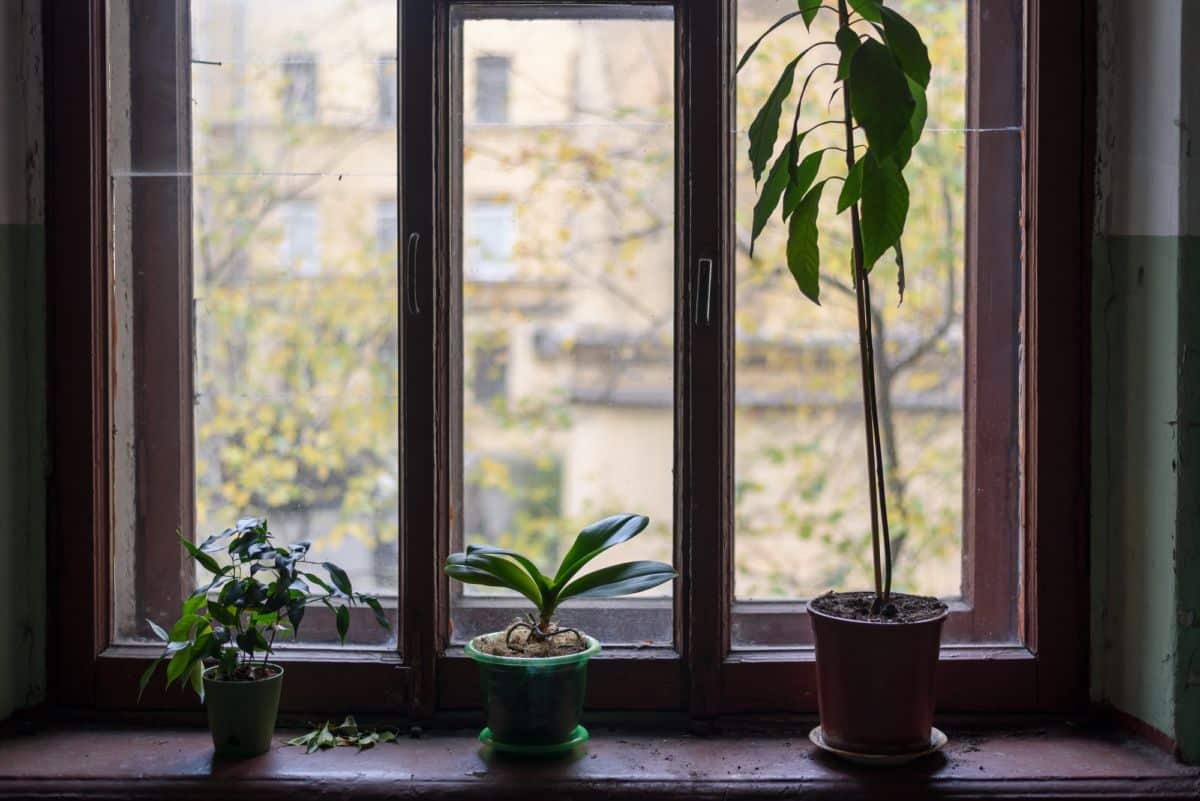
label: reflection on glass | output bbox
[735,0,968,601]
[452,9,675,645]
[190,0,399,645]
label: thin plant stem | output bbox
[837,0,887,605]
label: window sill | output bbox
[0,720,1195,799]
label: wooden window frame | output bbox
[44,0,1092,719]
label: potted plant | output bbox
[445,513,676,756]
[743,0,948,759]
[139,517,391,758]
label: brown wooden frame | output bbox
[44,0,1092,719]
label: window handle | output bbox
[405,232,421,315]
[694,257,713,326]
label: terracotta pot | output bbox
[807,598,948,755]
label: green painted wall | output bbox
[0,224,46,718]
[1091,235,1183,740]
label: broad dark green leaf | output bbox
[892,76,927,168]
[558,560,677,602]
[786,180,829,304]
[782,149,826,220]
[553,514,650,587]
[837,158,866,212]
[859,154,909,269]
[451,551,544,609]
[847,0,882,23]
[880,7,930,87]
[335,605,350,644]
[835,25,861,81]
[178,532,222,575]
[736,11,805,73]
[849,39,915,159]
[747,55,801,183]
[322,562,353,596]
[188,656,205,700]
[750,139,800,254]
[444,562,509,588]
[465,544,551,592]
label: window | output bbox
[51,0,1089,716]
[376,200,399,255]
[464,199,517,281]
[278,200,321,276]
[473,55,511,124]
[377,56,398,123]
[282,53,318,122]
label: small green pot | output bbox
[203,664,284,758]
[466,633,600,756]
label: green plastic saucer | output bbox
[479,725,589,756]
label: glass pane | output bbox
[733,1,1014,629]
[109,0,398,646]
[450,6,675,646]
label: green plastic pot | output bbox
[466,633,600,756]
[203,664,284,758]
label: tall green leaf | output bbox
[782,149,826,220]
[747,55,801,183]
[335,605,350,644]
[835,25,861,81]
[553,514,650,586]
[786,180,829,304]
[847,0,882,23]
[322,562,353,596]
[880,7,931,88]
[558,561,677,602]
[892,76,927,168]
[837,158,866,212]
[798,0,822,28]
[849,39,914,160]
[737,11,805,73]
[751,140,799,254]
[859,154,909,269]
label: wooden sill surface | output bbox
[0,721,1196,800]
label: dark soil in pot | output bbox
[203,663,284,758]
[808,592,948,756]
[466,627,600,755]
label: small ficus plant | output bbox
[744,0,930,613]
[445,513,676,648]
[139,517,390,699]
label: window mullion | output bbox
[678,0,733,718]
[400,0,441,718]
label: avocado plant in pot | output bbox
[139,517,391,758]
[445,513,676,756]
[743,0,948,759]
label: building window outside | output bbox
[278,199,321,276]
[377,55,397,123]
[465,199,517,281]
[474,55,511,124]
[282,53,318,121]
[376,199,398,255]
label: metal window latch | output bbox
[694,257,713,326]
[405,232,421,315]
